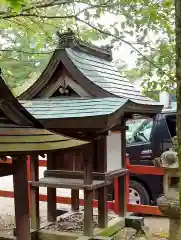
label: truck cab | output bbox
[126,109,176,205]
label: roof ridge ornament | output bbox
[57,29,113,61]
[57,28,78,49]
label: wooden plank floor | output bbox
[30,178,109,190]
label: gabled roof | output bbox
[21,97,128,132]
[21,97,128,119]
[64,47,152,104]
[0,74,86,154]
[17,30,162,116]
[20,97,162,140]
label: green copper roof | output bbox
[66,48,158,105]
[20,97,128,119]
[0,124,86,154]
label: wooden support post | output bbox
[117,175,126,216]
[98,187,108,228]
[30,154,40,230]
[13,156,31,240]
[71,189,79,211]
[84,189,93,236]
[71,152,79,212]
[97,137,108,228]
[47,153,56,222]
[84,155,93,236]
[118,119,127,216]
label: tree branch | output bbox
[1,13,75,19]
[23,0,73,12]
[0,49,53,54]
[75,0,115,16]
[75,17,175,82]
[0,0,118,19]
[5,19,37,33]
[0,0,173,83]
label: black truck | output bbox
[125,108,176,205]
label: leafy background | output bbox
[0,0,175,98]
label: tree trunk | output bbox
[175,0,181,238]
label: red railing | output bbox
[126,158,163,215]
[0,156,164,215]
[0,157,115,211]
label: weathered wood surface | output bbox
[30,154,40,230]
[13,156,31,240]
[119,123,127,217]
[47,153,57,222]
[30,178,108,190]
[71,189,79,211]
[44,169,127,180]
[98,187,108,228]
[84,190,93,236]
[83,156,93,236]
[0,162,18,177]
[96,137,108,229]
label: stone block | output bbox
[125,216,144,231]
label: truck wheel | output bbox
[129,180,150,205]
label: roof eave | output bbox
[124,100,163,116]
[0,75,43,128]
[18,50,62,100]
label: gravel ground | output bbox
[0,194,170,237]
[43,212,115,233]
[144,216,169,235]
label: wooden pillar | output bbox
[84,190,93,236]
[30,154,40,230]
[71,150,79,211]
[97,137,108,228]
[47,152,56,222]
[118,119,127,216]
[98,187,108,228]
[71,189,79,211]
[13,155,31,240]
[84,153,93,236]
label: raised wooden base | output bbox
[0,216,124,240]
[44,169,128,181]
[40,216,124,240]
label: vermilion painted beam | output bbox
[0,190,115,210]
[39,160,47,167]
[0,190,14,198]
[128,204,162,216]
[126,158,164,176]
[127,165,164,176]
[0,159,12,164]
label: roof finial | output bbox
[56,29,113,61]
[57,29,77,48]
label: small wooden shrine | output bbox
[0,74,86,240]
[15,30,162,238]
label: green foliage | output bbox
[0,0,175,93]
[2,0,27,12]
